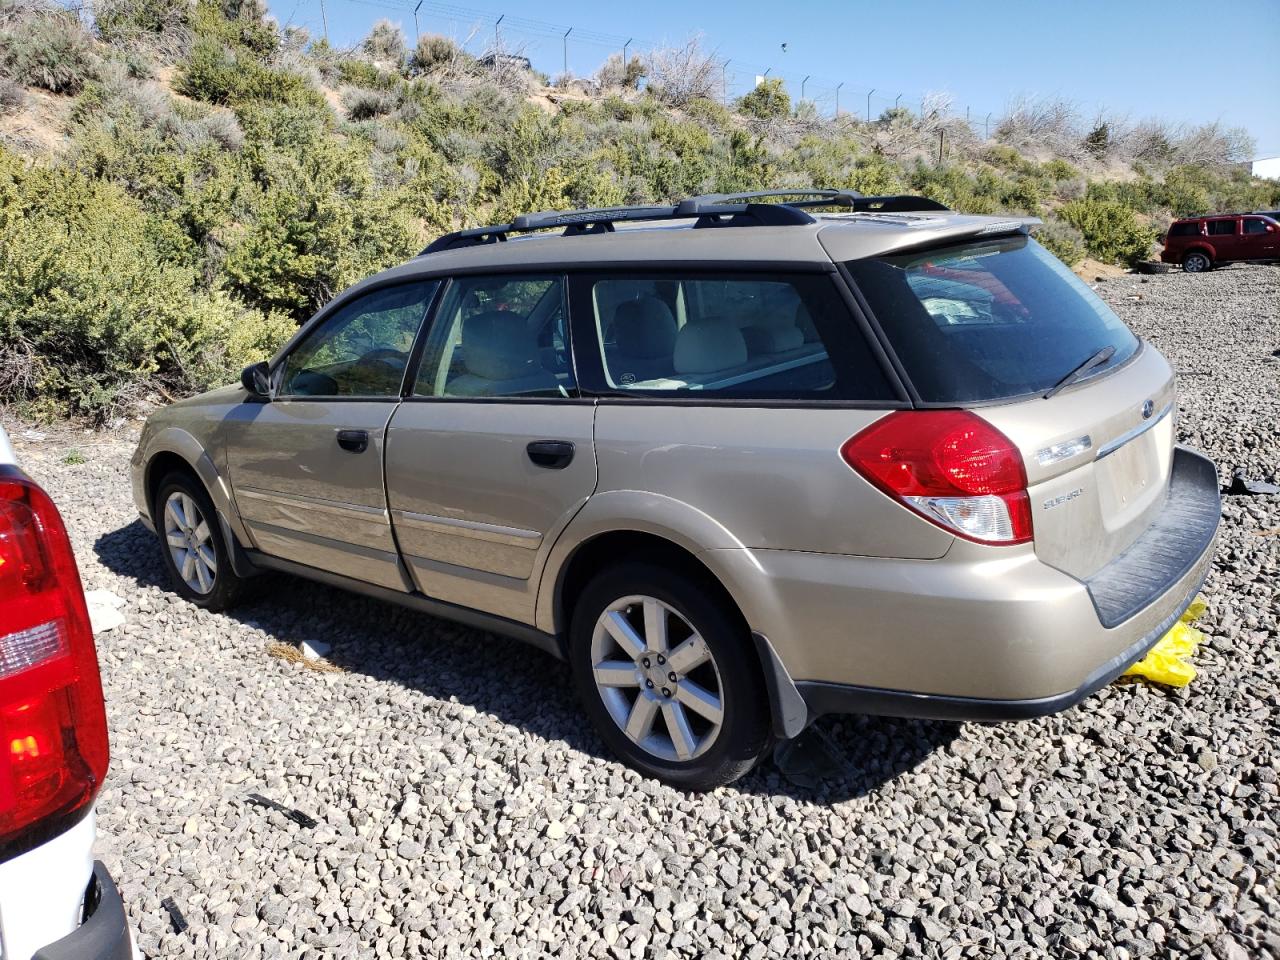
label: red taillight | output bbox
[0,465,108,859]
[841,411,1033,545]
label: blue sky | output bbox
[270,0,1280,156]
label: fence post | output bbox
[938,129,945,166]
[866,88,875,121]
[722,60,730,104]
[835,82,843,118]
[413,0,421,43]
[562,27,572,79]
[495,14,503,51]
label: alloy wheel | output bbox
[163,491,217,594]
[590,595,725,763]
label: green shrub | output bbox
[0,148,291,422]
[737,78,790,121]
[93,0,190,49]
[177,36,322,108]
[1034,218,1086,267]
[1058,197,1154,265]
[1,7,97,94]
[408,34,458,75]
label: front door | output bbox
[384,274,596,623]
[1242,216,1280,258]
[227,280,440,591]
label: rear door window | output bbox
[845,235,1139,403]
[1207,219,1237,236]
[572,272,897,402]
[413,275,574,399]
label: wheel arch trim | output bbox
[142,427,252,548]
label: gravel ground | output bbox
[6,263,1279,960]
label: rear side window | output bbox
[845,236,1139,403]
[1207,219,1237,236]
[1168,222,1200,237]
[576,272,895,402]
[1243,218,1270,234]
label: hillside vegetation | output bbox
[1,0,1277,422]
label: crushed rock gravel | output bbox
[4,263,1278,959]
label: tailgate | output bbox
[981,344,1179,580]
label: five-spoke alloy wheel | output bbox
[571,561,770,789]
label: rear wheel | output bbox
[569,561,770,790]
[155,473,247,612]
[1182,251,1211,273]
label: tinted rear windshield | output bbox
[845,235,1139,403]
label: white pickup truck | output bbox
[0,425,132,960]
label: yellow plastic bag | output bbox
[1122,596,1208,688]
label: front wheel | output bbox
[569,562,770,790]
[1182,251,1211,273]
[154,473,248,612]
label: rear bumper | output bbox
[32,861,132,960]
[795,567,1207,722]
[730,446,1220,726]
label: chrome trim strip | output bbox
[1094,403,1173,461]
[235,485,389,521]
[392,509,542,549]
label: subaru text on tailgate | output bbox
[131,190,1220,789]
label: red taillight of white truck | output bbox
[0,466,109,859]
[841,410,1034,546]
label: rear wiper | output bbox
[1044,345,1116,399]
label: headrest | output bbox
[614,298,677,359]
[461,311,538,381]
[794,303,820,342]
[674,319,748,375]
[742,323,804,354]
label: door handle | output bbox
[336,429,369,453]
[526,440,575,469]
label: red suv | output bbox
[1161,213,1280,272]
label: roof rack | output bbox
[418,189,950,255]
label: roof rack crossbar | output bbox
[418,188,950,254]
[420,201,815,254]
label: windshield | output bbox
[845,235,1139,402]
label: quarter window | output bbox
[582,273,894,401]
[1168,222,1199,237]
[414,276,573,398]
[278,281,439,397]
[1207,220,1237,236]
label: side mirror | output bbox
[241,361,271,398]
[1268,224,1276,233]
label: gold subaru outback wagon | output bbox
[131,191,1220,788]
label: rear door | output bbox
[226,280,439,591]
[384,274,596,623]
[1205,217,1241,260]
[843,233,1174,579]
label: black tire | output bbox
[154,472,248,612]
[1136,261,1172,275]
[1182,251,1212,273]
[569,561,770,790]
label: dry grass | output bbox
[266,641,345,673]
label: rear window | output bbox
[845,236,1139,403]
[1168,222,1200,237]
